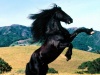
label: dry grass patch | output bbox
[0,46,100,75]
[0,46,39,71]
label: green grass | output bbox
[0,46,99,75]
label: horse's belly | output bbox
[40,50,62,64]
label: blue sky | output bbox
[0,0,100,31]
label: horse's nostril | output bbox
[90,31,95,34]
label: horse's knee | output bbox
[69,43,73,49]
[65,43,73,61]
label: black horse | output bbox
[25,4,94,75]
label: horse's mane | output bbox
[30,4,62,43]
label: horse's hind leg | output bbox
[39,64,48,75]
[25,55,40,75]
[26,63,39,75]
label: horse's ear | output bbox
[53,3,57,7]
[91,28,93,30]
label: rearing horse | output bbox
[25,4,94,75]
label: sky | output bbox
[0,0,100,31]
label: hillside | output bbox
[0,24,32,47]
[0,24,100,53]
[10,38,33,46]
[0,46,99,75]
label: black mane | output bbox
[30,4,60,20]
[30,4,62,43]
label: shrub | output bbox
[78,62,88,69]
[0,58,12,74]
[78,58,100,74]
[48,68,58,74]
[96,50,100,54]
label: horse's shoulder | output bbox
[48,34,64,41]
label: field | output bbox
[0,45,100,75]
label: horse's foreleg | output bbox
[65,43,73,61]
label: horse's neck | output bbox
[46,19,60,34]
[46,18,70,36]
[70,28,87,42]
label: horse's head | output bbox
[86,28,94,35]
[30,4,73,43]
[54,6,73,24]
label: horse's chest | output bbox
[40,47,63,64]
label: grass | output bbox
[0,45,100,75]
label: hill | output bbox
[0,24,32,47]
[10,38,33,46]
[0,24,100,53]
[0,46,99,75]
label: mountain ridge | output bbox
[0,24,100,53]
[0,24,32,47]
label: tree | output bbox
[78,58,100,74]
